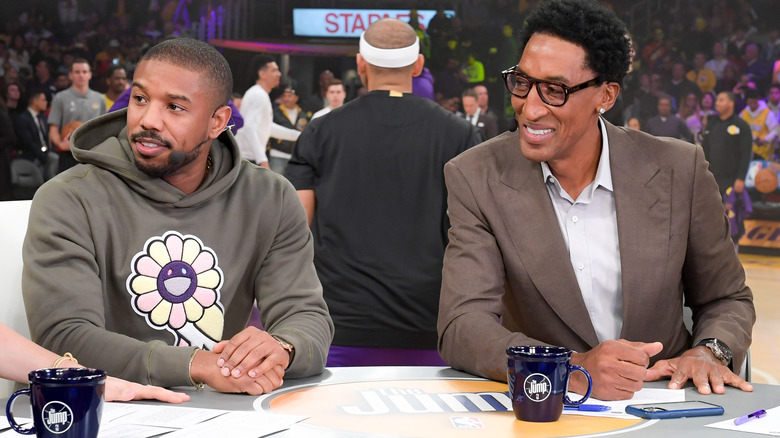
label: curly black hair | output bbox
[518,0,630,84]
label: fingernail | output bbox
[221,367,230,376]
[249,371,257,378]
[232,369,241,378]
[217,358,225,367]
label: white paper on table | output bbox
[561,388,686,419]
[162,411,308,438]
[706,405,780,436]
[98,423,177,438]
[99,403,226,428]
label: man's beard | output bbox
[130,130,200,178]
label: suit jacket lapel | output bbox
[492,140,599,347]
[606,124,671,338]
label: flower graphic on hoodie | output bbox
[127,231,224,349]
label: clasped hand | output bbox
[192,327,289,395]
[570,340,752,401]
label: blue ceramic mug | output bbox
[507,345,592,422]
[5,368,106,438]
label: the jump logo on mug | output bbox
[507,345,593,422]
[523,373,552,402]
[5,368,106,438]
[43,402,74,433]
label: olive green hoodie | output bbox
[22,109,333,387]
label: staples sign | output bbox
[292,9,453,38]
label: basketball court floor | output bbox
[741,253,780,385]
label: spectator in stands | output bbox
[765,84,780,125]
[26,59,56,104]
[301,69,334,116]
[688,52,717,94]
[412,66,435,101]
[741,87,778,160]
[460,87,497,141]
[667,62,700,110]
[474,84,503,131]
[310,79,346,120]
[269,84,308,174]
[434,57,468,102]
[1,81,24,118]
[644,95,694,142]
[744,43,771,92]
[102,64,128,110]
[706,41,730,80]
[12,89,50,169]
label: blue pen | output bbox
[734,409,767,425]
[564,404,612,412]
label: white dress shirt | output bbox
[541,118,623,343]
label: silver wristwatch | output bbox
[695,338,732,367]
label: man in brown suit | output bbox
[438,0,754,401]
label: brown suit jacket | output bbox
[438,121,755,382]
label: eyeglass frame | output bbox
[501,67,602,107]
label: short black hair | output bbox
[141,38,232,107]
[518,0,630,84]
[250,54,276,80]
[106,64,125,78]
[27,89,46,105]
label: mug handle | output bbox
[563,364,592,405]
[5,388,36,435]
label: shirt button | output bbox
[572,216,579,223]
[577,263,584,270]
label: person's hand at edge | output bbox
[645,346,753,394]
[105,376,190,403]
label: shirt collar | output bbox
[541,117,613,195]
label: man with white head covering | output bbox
[287,18,480,366]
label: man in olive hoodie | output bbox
[22,38,333,395]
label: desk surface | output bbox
[4,367,774,437]
[172,366,775,438]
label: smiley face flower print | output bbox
[127,231,224,349]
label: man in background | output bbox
[48,58,106,173]
[13,90,56,178]
[702,91,753,196]
[269,85,308,174]
[288,18,479,367]
[740,87,777,160]
[310,79,346,120]
[460,87,498,141]
[235,55,300,168]
[644,95,694,142]
[103,64,128,110]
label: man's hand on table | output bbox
[645,346,753,394]
[190,327,290,395]
[570,339,663,401]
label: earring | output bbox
[598,108,605,115]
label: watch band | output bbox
[272,335,295,367]
[695,338,732,367]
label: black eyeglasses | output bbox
[501,67,601,107]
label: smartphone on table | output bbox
[625,401,724,419]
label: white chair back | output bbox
[0,200,33,396]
